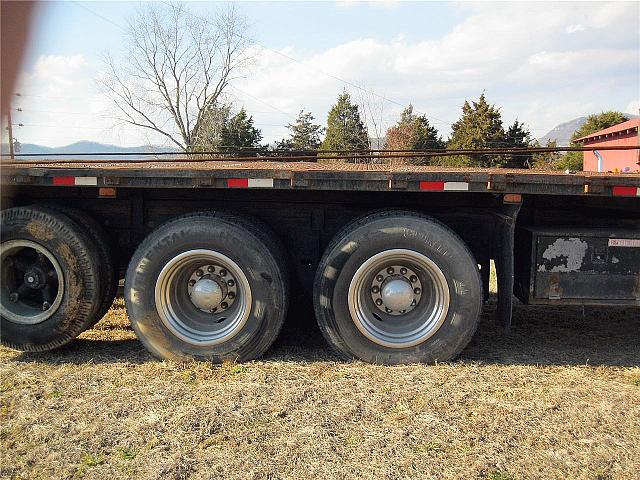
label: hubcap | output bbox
[0,240,65,324]
[381,278,414,312]
[190,278,223,312]
[155,250,251,346]
[348,249,450,348]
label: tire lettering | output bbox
[454,279,468,296]
[402,228,450,258]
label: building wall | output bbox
[583,132,639,172]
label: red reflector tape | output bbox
[52,176,75,186]
[227,178,249,188]
[612,186,639,196]
[419,181,445,191]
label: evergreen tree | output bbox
[385,105,445,164]
[276,110,324,150]
[562,111,628,171]
[321,91,369,154]
[446,93,506,167]
[219,108,263,150]
[504,119,532,168]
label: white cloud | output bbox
[12,2,640,147]
[13,54,169,147]
[566,24,585,34]
[626,99,640,115]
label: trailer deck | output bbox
[2,160,639,196]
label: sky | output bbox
[9,0,640,148]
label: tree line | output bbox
[192,90,629,170]
[101,3,629,170]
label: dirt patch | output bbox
[1,295,638,480]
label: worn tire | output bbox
[0,206,103,351]
[43,205,118,325]
[125,211,289,362]
[313,210,482,364]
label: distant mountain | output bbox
[539,113,638,146]
[1,141,179,160]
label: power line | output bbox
[70,1,126,32]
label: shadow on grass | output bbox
[9,296,640,367]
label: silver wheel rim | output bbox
[0,240,65,325]
[348,249,450,348]
[155,249,251,346]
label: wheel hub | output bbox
[380,278,414,311]
[370,264,423,315]
[24,267,46,289]
[187,264,236,313]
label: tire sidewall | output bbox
[315,213,482,364]
[125,217,286,361]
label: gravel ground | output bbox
[1,293,638,480]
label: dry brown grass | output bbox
[1,286,639,479]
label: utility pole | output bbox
[7,109,15,160]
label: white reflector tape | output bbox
[443,182,469,191]
[74,177,98,186]
[247,178,274,188]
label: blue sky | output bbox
[11,1,640,147]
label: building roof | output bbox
[575,118,639,142]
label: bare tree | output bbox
[355,87,387,151]
[99,3,251,152]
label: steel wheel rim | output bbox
[348,249,450,348]
[0,240,65,325]
[155,249,251,346]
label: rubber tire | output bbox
[124,211,289,362]
[43,205,118,326]
[313,210,482,364]
[1,206,103,351]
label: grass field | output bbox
[1,283,639,479]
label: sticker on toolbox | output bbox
[608,239,640,248]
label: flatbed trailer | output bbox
[1,159,639,363]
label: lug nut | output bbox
[219,269,227,277]
[220,302,228,309]
[385,307,392,313]
[386,267,394,275]
[400,268,407,275]
[196,270,204,277]
[376,274,384,282]
[189,279,196,287]
[410,275,418,283]
[414,288,421,295]
[42,301,51,311]
[375,299,383,306]
[207,266,215,273]
[9,292,19,303]
[227,292,235,299]
[371,286,380,294]
[227,279,235,287]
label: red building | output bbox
[576,118,639,173]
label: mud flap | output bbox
[494,201,521,331]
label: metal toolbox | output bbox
[515,227,640,305]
